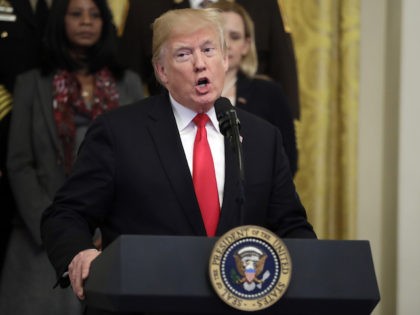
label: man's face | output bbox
[154,27,228,113]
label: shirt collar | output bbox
[169,94,220,133]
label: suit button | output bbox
[1,31,8,39]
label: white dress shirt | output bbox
[170,94,225,207]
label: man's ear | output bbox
[154,61,168,85]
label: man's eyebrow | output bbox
[172,39,216,50]
[173,43,189,49]
[172,44,193,52]
[201,39,216,46]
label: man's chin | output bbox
[195,96,217,112]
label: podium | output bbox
[85,235,380,314]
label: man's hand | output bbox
[68,248,101,300]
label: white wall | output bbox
[359,0,394,314]
[396,0,420,314]
[359,0,420,314]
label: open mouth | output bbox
[196,77,209,87]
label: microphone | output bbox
[214,98,240,139]
[214,97,245,215]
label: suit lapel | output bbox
[235,72,252,108]
[146,94,206,235]
[217,138,243,234]
[37,73,62,156]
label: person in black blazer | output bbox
[0,0,48,276]
[209,0,298,176]
[118,0,301,119]
[41,9,315,313]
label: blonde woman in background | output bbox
[209,0,298,176]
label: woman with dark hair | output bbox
[42,0,124,78]
[0,0,143,313]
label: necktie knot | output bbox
[193,113,209,128]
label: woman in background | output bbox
[209,0,298,176]
[0,0,143,313]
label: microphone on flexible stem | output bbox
[214,97,245,222]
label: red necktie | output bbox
[192,114,220,236]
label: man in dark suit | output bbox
[41,8,315,312]
[118,0,301,119]
[0,0,48,275]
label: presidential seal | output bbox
[209,225,291,311]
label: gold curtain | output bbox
[107,0,129,36]
[279,0,360,239]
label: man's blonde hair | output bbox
[152,8,227,73]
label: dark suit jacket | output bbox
[41,94,315,284]
[118,0,300,119]
[8,69,143,246]
[0,0,45,270]
[235,72,298,175]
